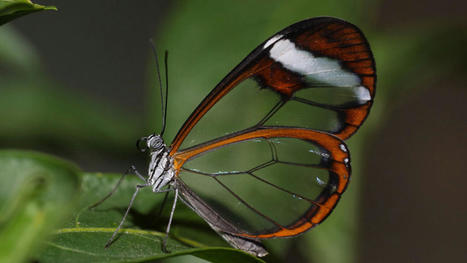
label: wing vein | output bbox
[212,177,284,229]
[246,171,325,207]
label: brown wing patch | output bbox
[294,19,376,96]
[251,57,303,97]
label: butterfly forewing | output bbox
[170,17,375,154]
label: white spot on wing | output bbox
[354,85,372,103]
[339,144,347,152]
[269,39,361,87]
[263,34,283,49]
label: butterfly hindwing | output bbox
[173,128,350,238]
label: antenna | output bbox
[149,39,168,137]
[162,50,169,137]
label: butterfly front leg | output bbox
[128,164,147,182]
[88,164,147,209]
[102,174,175,251]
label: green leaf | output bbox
[36,173,263,262]
[0,150,81,263]
[0,0,56,26]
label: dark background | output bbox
[2,0,466,262]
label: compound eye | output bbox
[136,137,148,152]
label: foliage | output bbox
[0,0,56,26]
[0,150,80,263]
[37,173,262,262]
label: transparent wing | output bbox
[173,128,350,238]
[170,17,376,154]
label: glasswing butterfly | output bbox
[92,16,376,257]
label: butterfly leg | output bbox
[129,165,147,181]
[88,165,145,209]
[105,183,149,248]
[162,187,178,253]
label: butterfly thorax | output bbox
[145,134,175,192]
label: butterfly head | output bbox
[137,134,166,153]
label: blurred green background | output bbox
[1,0,466,262]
